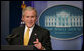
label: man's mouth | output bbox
[27,22,33,24]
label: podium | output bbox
[1,45,33,50]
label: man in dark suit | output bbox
[6,6,52,50]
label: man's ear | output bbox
[36,17,39,23]
[36,17,38,22]
[21,16,24,21]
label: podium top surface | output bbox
[1,45,33,50]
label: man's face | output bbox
[22,10,37,28]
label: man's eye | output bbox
[31,16,35,18]
[26,16,29,18]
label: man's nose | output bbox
[28,17,32,20]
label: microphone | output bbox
[6,34,19,39]
[6,34,19,42]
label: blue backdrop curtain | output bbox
[9,1,22,34]
[24,1,34,7]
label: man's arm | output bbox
[41,30,52,50]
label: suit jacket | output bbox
[6,24,52,50]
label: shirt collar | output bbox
[25,25,35,31]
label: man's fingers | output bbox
[36,39,39,42]
[33,41,38,43]
[33,39,42,50]
[34,42,42,49]
[33,38,39,44]
[34,44,38,46]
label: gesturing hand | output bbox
[33,39,43,50]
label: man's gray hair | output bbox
[22,6,37,16]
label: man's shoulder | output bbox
[12,26,25,32]
[36,25,49,32]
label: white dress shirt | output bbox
[24,25,35,40]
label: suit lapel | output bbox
[28,24,38,45]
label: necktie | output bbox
[24,28,30,46]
